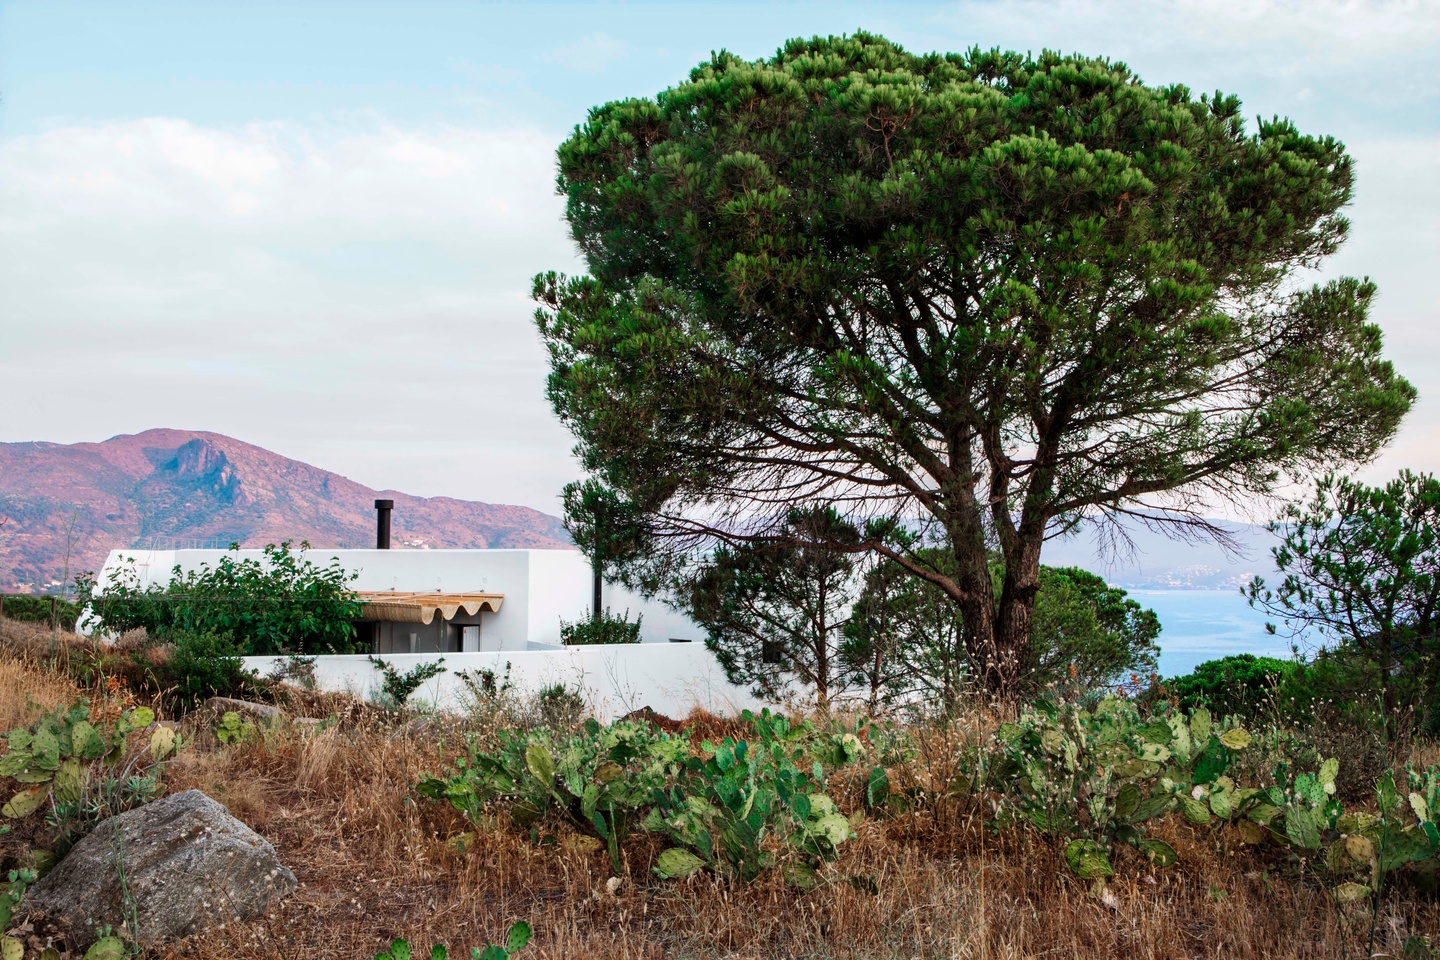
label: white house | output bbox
[91,545,704,653]
[89,514,765,719]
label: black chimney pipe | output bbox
[375,499,393,549]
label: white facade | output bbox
[92,547,705,651]
[239,647,766,722]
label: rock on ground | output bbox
[203,697,284,723]
[24,789,297,948]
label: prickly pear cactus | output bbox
[0,701,172,822]
[417,717,691,872]
[992,696,1261,878]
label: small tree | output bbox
[846,551,1160,712]
[1248,471,1440,737]
[682,508,862,711]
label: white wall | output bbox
[242,646,767,722]
[524,548,594,646]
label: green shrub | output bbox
[527,683,587,730]
[153,630,258,712]
[987,697,1245,875]
[79,541,362,655]
[418,718,690,872]
[368,657,447,712]
[559,608,642,646]
[1162,653,1414,798]
[267,654,319,690]
[981,693,1440,892]
[649,709,857,885]
[374,921,531,960]
[0,595,81,631]
[417,710,861,883]
[1161,654,1302,719]
[214,711,257,746]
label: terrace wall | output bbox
[241,643,769,722]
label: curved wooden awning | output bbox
[357,591,504,625]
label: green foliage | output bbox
[373,922,532,960]
[418,718,690,872]
[153,630,259,712]
[82,937,128,960]
[1,866,35,937]
[0,701,178,848]
[368,656,447,712]
[1249,471,1440,735]
[684,508,863,710]
[80,541,362,656]
[1161,652,1398,797]
[0,595,81,631]
[1027,567,1161,692]
[537,33,1412,697]
[847,553,1160,710]
[214,711,256,746]
[559,608,642,646]
[529,684,587,730]
[987,696,1347,877]
[417,710,861,883]
[649,709,857,883]
[266,654,319,690]
[1160,654,1303,719]
[987,696,1440,891]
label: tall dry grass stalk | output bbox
[0,656,81,731]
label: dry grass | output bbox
[145,720,1438,960]
[0,621,99,729]
[1,623,1436,959]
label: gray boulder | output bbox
[25,789,297,948]
[203,697,284,724]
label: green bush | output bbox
[416,710,862,883]
[978,694,1440,888]
[151,630,259,712]
[375,921,531,960]
[986,696,1263,875]
[1160,654,1303,719]
[559,608,642,646]
[649,709,857,885]
[528,684,587,730]
[0,595,81,631]
[79,541,362,656]
[368,656,447,713]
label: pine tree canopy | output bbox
[535,32,1414,696]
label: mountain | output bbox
[0,429,573,593]
[1041,517,1281,590]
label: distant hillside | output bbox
[0,429,573,593]
[1042,517,1280,590]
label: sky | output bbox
[1,0,1436,518]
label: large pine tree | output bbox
[537,34,1414,697]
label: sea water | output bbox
[1132,589,1298,679]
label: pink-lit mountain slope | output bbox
[0,429,572,593]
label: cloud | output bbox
[929,0,1439,134]
[0,75,1434,520]
[542,32,630,73]
[0,117,586,512]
